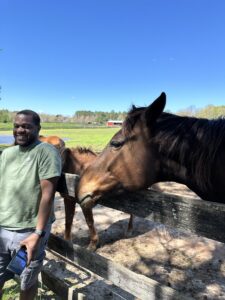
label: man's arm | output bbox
[20,177,59,265]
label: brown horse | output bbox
[39,135,65,150]
[60,146,100,250]
[77,92,225,208]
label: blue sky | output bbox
[1,0,225,116]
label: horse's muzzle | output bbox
[78,193,94,208]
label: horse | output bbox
[39,135,65,150]
[59,146,101,250]
[77,92,225,208]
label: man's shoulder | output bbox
[36,143,62,177]
[0,146,19,165]
[37,142,56,151]
[36,142,61,160]
[1,145,18,155]
[34,141,60,155]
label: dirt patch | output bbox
[52,183,225,299]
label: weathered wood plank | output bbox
[99,189,225,243]
[56,173,225,243]
[42,250,135,299]
[48,234,193,300]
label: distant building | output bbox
[106,120,123,127]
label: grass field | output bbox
[2,279,60,299]
[40,127,119,151]
[0,122,105,131]
[0,125,120,152]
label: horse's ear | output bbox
[145,92,166,126]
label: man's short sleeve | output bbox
[38,143,62,180]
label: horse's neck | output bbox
[155,155,203,197]
[156,155,188,183]
[61,149,81,174]
[153,119,193,183]
[155,141,213,201]
[152,116,225,201]
[73,151,96,174]
[152,128,197,188]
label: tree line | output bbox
[176,105,225,119]
[1,105,225,124]
[0,109,127,124]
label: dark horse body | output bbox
[78,92,225,208]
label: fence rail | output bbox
[44,234,193,300]
[57,173,225,244]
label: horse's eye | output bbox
[110,140,124,148]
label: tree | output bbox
[0,109,12,123]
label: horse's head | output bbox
[77,92,166,208]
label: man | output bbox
[0,110,62,299]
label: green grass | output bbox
[40,128,118,151]
[2,279,60,299]
[2,280,20,300]
[0,127,119,152]
[0,123,13,130]
[0,122,105,131]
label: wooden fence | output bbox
[57,173,225,244]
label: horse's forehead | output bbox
[114,130,123,138]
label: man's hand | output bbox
[20,233,41,265]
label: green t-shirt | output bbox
[0,141,62,229]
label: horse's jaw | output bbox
[78,192,102,209]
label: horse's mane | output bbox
[122,105,145,135]
[123,106,225,192]
[60,146,97,172]
[70,146,97,156]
